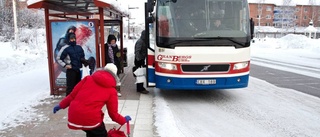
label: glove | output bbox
[125,115,131,122]
[53,104,61,114]
[81,58,89,67]
[83,60,89,67]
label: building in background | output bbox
[249,3,320,27]
[273,6,295,28]
[249,3,275,27]
[295,5,320,27]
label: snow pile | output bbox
[0,29,47,78]
[255,26,320,33]
[26,0,42,5]
[253,34,320,51]
[154,93,185,137]
[0,28,50,131]
[251,34,320,73]
[255,26,281,33]
[279,34,320,49]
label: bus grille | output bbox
[181,64,230,72]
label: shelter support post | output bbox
[99,7,105,67]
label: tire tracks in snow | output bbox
[251,57,320,79]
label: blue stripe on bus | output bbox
[147,68,156,83]
[154,74,249,90]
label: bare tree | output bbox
[281,0,295,32]
[257,0,266,27]
[0,1,44,42]
[308,0,318,26]
[18,9,44,28]
[0,0,14,41]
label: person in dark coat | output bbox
[105,34,122,96]
[57,33,88,96]
[53,64,132,137]
[105,34,121,75]
[134,30,149,94]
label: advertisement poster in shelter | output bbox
[50,20,98,87]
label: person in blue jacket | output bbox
[57,33,88,96]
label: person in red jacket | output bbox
[52,63,131,137]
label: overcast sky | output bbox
[124,0,147,24]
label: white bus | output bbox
[145,0,254,90]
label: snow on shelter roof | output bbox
[27,0,128,18]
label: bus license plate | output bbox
[196,79,216,85]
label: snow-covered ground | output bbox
[154,77,320,137]
[0,29,320,136]
[153,34,320,137]
[0,29,50,130]
[251,34,320,78]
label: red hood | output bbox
[91,70,116,88]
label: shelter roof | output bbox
[27,0,128,19]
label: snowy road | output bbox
[251,64,320,98]
[154,77,320,137]
[251,57,320,79]
[154,43,320,137]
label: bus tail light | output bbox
[233,62,249,70]
[158,62,178,70]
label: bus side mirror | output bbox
[250,18,255,39]
[147,0,156,12]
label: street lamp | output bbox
[128,6,139,38]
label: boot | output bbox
[138,89,149,94]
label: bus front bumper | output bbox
[155,75,249,90]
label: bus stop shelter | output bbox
[27,0,128,95]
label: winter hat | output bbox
[107,34,117,44]
[104,63,118,75]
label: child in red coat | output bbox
[53,63,131,137]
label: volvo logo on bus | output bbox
[200,65,211,72]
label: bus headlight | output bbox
[233,62,249,70]
[158,62,177,70]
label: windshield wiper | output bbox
[164,39,210,47]
[194,37,245,47]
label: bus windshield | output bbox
[156,0,250,48]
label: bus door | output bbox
[146,21,157,87]
[146,46,156,87]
